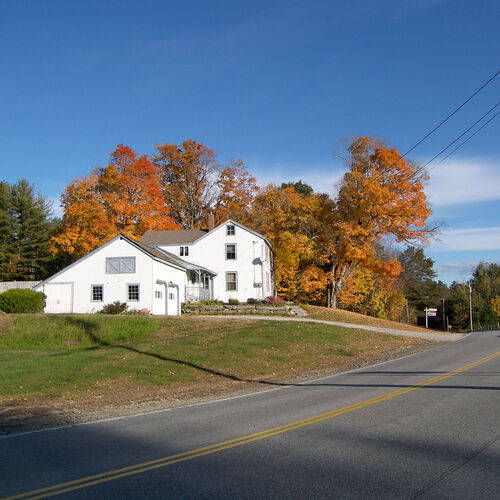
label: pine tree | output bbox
[9,179,53,280]
[0,182,14,280]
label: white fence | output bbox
[0,281,41,293]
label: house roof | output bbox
[139,220,273,252]
[140,229,207,245]
[34,234,216,290]
[148,245,216,275]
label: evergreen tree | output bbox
[398,247,448,326]
[448,282,470,330]
[0,182,14,280]
[8,179,53,280]
[471,263,500,327]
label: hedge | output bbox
[0,288,46,313]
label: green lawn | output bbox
[0,314,425,403]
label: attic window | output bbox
[180,246,189,256]
[227,224,235,236]
[106,257,136,274]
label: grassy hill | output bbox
[0,311,437,433]
[302,304,436,333]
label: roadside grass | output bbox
[0,314,160,350]
[301,304,434,333]
[0,314,427,403]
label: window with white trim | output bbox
[180,246,189,256]
[226,244,236,260]
[226,224,235,236]
[106,257,136,274]
[226,272,237,291]
[127,284,140,301]
[155,290,163,299]
[91,285,103,302]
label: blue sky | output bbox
[1,0,498,284]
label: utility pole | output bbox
[441,298,446,331]
[469,283,473,332]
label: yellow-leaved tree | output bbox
[327,136,433,308]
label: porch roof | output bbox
[148,245,217,276]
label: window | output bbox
[226,224,235,236]
[169,292,175,300]
[127,284,140,301]
[226,243,236,260]
[106,257,136,274]
[91,285,103,302]
[202,274,210,289]
[226,272,237,291]
[155,290,163,299]
[180,246,189,256]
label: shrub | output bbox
[198,299,224,305]
[100,301,128,315]
[0,289,46,313]
[246,298,257,304]
[265,295,286,306]
[228,298,239,305]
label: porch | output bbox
[185,269,214,302]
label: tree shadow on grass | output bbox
[64,316,500,391]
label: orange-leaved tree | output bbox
[327,136,432,308]
[152,140,257,229]
[339,267,406,321]
[50,145,179,258]
[247,184,332,301]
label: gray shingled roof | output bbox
[130,238,185,267]
[140,229,207,245]
[132,238,216,274]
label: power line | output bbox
[396,70,499,162]
[361,70,499,183]
[406,102,499,187]
[419,101,499,170]
[427,110,500,173]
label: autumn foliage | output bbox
[247,184,331,301]
[50,145,179,257]
[153,139,257,229]
[49,135,434,320]
[326,136,431,307]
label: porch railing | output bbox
[185,286,211,302]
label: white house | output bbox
[141,219,275,304]
[34,219,275,315]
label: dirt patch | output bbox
[0,339,439,436]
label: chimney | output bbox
[208,213,215,232]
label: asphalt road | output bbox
[1,331,499,499]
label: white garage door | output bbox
[43,283,74,313]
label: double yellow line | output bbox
[4,350,500,500]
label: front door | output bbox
[167,288,178,316]
[152,285,166,315]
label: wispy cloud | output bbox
[429,227,500,252]
[435,261,477,275]
[253,163,344,196]
[425,157,500,207]
[434,261,477,283]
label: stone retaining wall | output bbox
[182,303,305,317]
